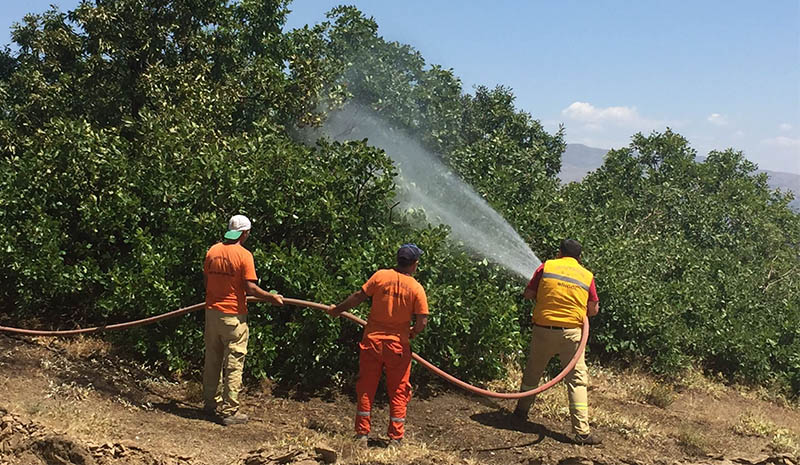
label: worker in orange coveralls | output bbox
[328,244,429,447]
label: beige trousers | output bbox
[203,310,248,416]
[516,326,590,435]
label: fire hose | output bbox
[0,296,588,399]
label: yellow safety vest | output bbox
[533,257,593,328]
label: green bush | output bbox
[564,131,800,394]
[1,1,797,398]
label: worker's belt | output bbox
[534,323,571,330]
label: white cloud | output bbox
[559,101,671,151]
[761,136,800,149]
[707,113,728,126]
[561,101,648,127]
[556,102,799,173]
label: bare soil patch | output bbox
[0,333,797,465]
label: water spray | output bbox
[302,104,542,280]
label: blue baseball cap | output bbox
[397,243,423,262]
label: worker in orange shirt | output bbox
[328,244,429,447]
[514,239,601,445]
[203,214,284,426]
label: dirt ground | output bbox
[0,332,797,465]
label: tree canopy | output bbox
[1,0,797,397]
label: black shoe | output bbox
[387,438,403,448]
[511,407,528,422]
[201,405,220,422]
[573,433,602,445]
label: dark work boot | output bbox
[512,406,529,422]
[573,433,602,445]
[387,438,403,448]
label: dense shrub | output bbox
[0,1,797,398]
[563,131,800,393]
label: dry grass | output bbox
[673,367,728,399]
[591,365,677,410]
[7,333,798,464]
[22,396,119,438]
[675,426,714,456]
[642,384,675,408]
[733,411,799,456]
[769,430,800,456]
[592,406,656,439]
[733,383,798,410]
[591,365,654,400]
[183,380,204,403]
[57,336,112,358]
[613,375,676,408]
[56,404,118,438]
[32,335,112,358]
[484,355,523,393]
[248,425,482,465]
[677,367,796,408]
[481,356,570,422]
[44,379,94,401]
[484,359,674,434]
[531,384,570,422]
[483,356,576,422]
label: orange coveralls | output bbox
[355,269,429,440]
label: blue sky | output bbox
[3,1,799,174]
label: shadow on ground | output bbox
[470,409,572,447]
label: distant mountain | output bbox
[762,169,800,209]
[559,144,608,183]
[560,144,800,211]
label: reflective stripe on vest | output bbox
[533,257,593,328]
[541,272,590,291]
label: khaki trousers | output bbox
[203,310,248,416]
[516,325,590,435]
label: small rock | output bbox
[271,450,302,464]
[314,444,337,463]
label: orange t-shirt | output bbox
[361,269,429,342]
[204,242,257,315]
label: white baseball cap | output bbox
[224,215,251,240]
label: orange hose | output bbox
[256,298,590,399]
[0,302,205,336]
[0,296,588,399]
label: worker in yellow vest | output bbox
[514,239,601,446]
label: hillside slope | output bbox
[0,333,797,465]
